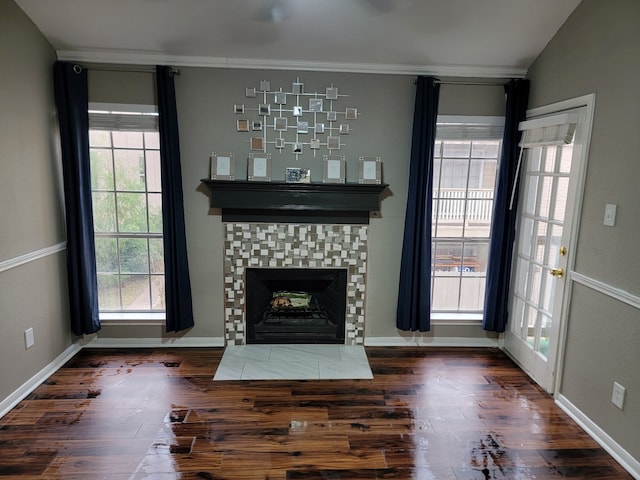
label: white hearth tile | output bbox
[213,344,373,381]
[337,345,368,361]
[242,360,320,380]
[213,360,245,380]
[318,361,373,380]
[269,344,341,362]
[221,345,271,362]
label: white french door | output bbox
[504,101,592,393]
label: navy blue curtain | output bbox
[396,76,440,332]
[53,61,100,336]
[483,79,530,332]
[156,66,195,332]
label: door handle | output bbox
[550,268,564,278]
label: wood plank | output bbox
[0,347,633,479]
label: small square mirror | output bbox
[274,117,288,131]
[274,91,287,104]
[327,136,340,150]
[251,137,264,151]
[236,119,249,132]
[297,121,309,134]
[259,104,271,116]
[309,98,323,112]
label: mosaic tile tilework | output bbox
[224,223,369,345]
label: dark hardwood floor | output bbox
[0,347,632,479]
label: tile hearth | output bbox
[213,344,373,381]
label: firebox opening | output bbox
[245,268,347,344]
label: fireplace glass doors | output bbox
[245,268,347,344]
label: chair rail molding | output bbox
[571,271,640,311]
[0,242,67,273]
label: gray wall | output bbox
[527,0,640,460]
[92,68,505,344]
[0,0,73,405]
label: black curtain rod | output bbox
[435,80,506,86]
[72,63,181,76]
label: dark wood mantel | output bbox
[200,179,388,224]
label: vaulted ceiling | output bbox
[15,0,582,76]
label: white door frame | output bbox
[501,93,596,396]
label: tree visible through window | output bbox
[89,108,165,313]
[431,118,503,313]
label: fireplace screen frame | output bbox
[245,267,347,344]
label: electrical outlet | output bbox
[604,203,617,227]
[24,327,35,349]
[612,382,626,410]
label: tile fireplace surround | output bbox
[223,223,369,345]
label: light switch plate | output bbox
[604,203,617,226]
[24,327,35,349]
[612,382,626,409]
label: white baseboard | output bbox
[365,335,499,347]
[364,336,420,346]
[556,393,640,479]
[0,342,81,419]
[83,336,226,348]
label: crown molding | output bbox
[56,49,527,78]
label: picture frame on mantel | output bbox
[358,156,382,184]
[248,153,271,181]
[210,152,235,180]
[323,155,346,184]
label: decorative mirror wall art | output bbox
[236,77,360,159]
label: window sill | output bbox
[431,313,483,325]
[99,312,165,326]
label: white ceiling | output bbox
[15,0,582,77]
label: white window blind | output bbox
[88,103,158,132]
[509,112,579,209]
[437,115,505,140]
[518,112,578,147]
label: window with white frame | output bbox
[431,116,504,315]
[88,104,165,313]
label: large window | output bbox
[431,117,503,314]
[89,105,165,313]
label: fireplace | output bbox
[223,223,369,345]
[245,268,347,344]
[201,180,387,346]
